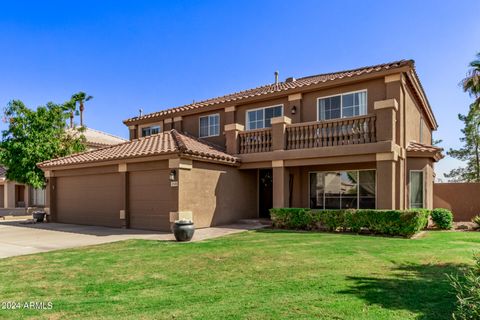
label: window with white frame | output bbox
[199,114,220,137]
[309,170,376,209]
[141,125,161,137]
[246,105,283,130]
[317,90,367,121]
[410,170,424,208]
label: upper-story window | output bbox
[141,125,161,137]
[199,114,220,138]
[317,90,367,121]
[246,105,283,130]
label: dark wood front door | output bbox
[259,169,273,218]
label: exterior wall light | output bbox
[169,169,177,182]
[291,105,297,115]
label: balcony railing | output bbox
[286,115,376,150]
[238,128,272,154]
[236,115,376,154]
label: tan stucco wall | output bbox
[178,161,257,228]
[406,157,434,209]
[181,109,226,147]
[433,183,480,221]
[301,78,386,122]
[405,86,432,145]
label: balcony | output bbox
[237,114,376,154]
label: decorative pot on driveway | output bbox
[32,211,46,223]
[172,220,195,242]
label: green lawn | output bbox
[0,231,479,320]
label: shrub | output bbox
[431,208,453,230]
[449,253,480,320]
[269,208,312,229]
[269,208,429,237]
[472,215,480,227]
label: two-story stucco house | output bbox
[38,60,443,231]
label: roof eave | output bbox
[123,64,412,126]
[405,69,438,130]
[406,150,444,162]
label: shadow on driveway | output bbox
[0,220,164,237]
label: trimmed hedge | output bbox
[270,208,430,237]
[431,208,453,230]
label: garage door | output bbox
[129,169,176,231]
[56,173,122,227]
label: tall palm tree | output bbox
[462,53,480,109]
[71,92,93,127]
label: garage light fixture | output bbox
[169,169,177,182]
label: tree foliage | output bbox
[445,53,480,182]
[461,52,480,109]
[445,107,480,182]
[0,99,86,188]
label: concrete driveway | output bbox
[0,219,265,259]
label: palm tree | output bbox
[462,53,480,109]
[71,92,93,127]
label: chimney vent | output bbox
[139,108,143,117]
[285,77,296,83]
[274,71,279,84]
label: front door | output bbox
[259,169,273,218]
[15,185,25,208]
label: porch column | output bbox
[4,181,15,209]
[224,106,236,125]
[169,158,193,223]
[376,153,397,209]
[287,93,302,123]
[224,123,243,155]
[164,118,173,131]
[272,160,289,208]
[374,98,398,142]
[118,163,129,228]
[385,73,403,147]
[128,125,138,140]
[271,116,291,151]
[173,116,183,131]
[45,171,56,221]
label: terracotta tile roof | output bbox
[38,130,238,168]
[406,141,444,161]
[124,60,413,124]
[67,127,127,148]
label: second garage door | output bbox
[129,169,177,231]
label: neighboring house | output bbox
[0,128,126,210]
[38,60,443,231]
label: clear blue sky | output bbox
[1,0,479,178]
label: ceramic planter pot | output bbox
[172,220,195,242]
[32,211,46,223]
